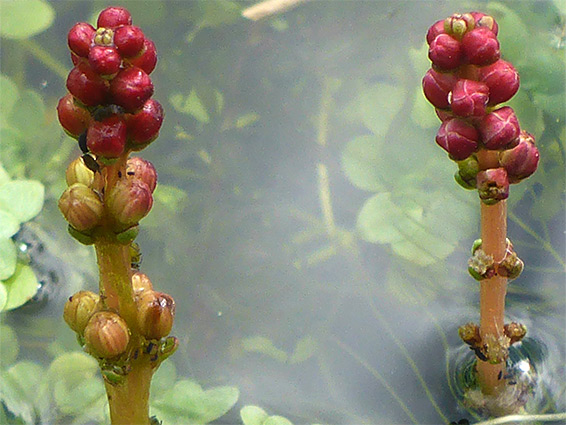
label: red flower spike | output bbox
[110,67,154,112]
[429,34,463,70]
[97,6,132,29]
[450,79,489,117]
[480,60,520,105]
[477,168,509,204]
[68,22,95,58]
[66,63,109,106]
[462,27,500,66]
[499,131,539,183]
[470,12,498,36]
[114,25,145,58]
[479,106,520,150]
[88,45,122,76]
[127,99,164,146]
[436,117,479,160]
[422,68,458,109]
[126,157,158,193]
[127,38,157,74]
[86,115,127,158]
[57,94,91,138]
[426,20,446,45]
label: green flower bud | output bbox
[136,290,175,340]
[107,179,153,228]
[66,156,95,187]
[59,183,104,232]
[63,290,100,335]
[444,13,475,39]
[84,311,130,358]
[455,155,479,190]
[458,322,481,347]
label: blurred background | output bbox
[0,1,564,424]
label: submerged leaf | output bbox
[359,83,406,138]
[241,336,288,362]
[341,135,384,192]
[0,75,19,126]
[0,325,19,367]
[0,0,55,39]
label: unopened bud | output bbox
[468,247,495,280]
[136,290,175,340]
[461,27,500,66]
[454,155,479,190]
[63,290,100,335]
[429,34,463,70]
[444,13,475,39]
[132,271,153,295]
[504,322,527,345]
[476,167,509,205]
[66,156,95,187]
[107,178,153,228]
[480,60,520,105]
[126,157,157,192]
[479,106,520,150]
[450,79,489,117]
[498,241,524,280]
[458,322,481,347]
[499,131,539,184]
[436,117,479,160]
[84,311,130,358]
[470,12,498,35]
[59,183,104,231]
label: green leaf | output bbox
[0,284,7,311]
[236,112,260,128]
[0,75,19,127]
[152,380,238,424]
[0,237,17,280]
[154,184,188,212]
[0,164,10,186]
[240,405,269,425]
[359,83,406,138]
[0,325,19,366]
[410,88,438,130]
[289,336,317,364]
[170,90,210,123]
[9,90,45,139]
[0,210,20,239]
[264,416,294,425]
[0,180,44,223]
[0,0,55,39]
[0,361,44,424]
[150,360,177,398]
[1,263,39,310]
[199,0,242,28]
[242,336,288,362]
[341,135,384,192]
[54,377,105,416]
[48,352,99,386]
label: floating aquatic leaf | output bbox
[241,405,269,425]
[0,210,20,239]
[0,180,44,223]
[0,238,17,280]
[264,416,294,425]
[152,379,238,424]
[0,0,55,39]
[0,325,19,367]
[289,335,318,364]
[9,90,46,140]
[236,112,260,128]
[0,285,6,312]
[359,83,406,139]
[1,263,39,311]
[170,90,210,123]
[242,335,288,363]
[341,135,384,192]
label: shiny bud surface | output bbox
[66,63,109,106]
[109,67,154,112]
[422,69,457,109]
[480,60,519,105]
[499,130,539,183]
[136,290,175,340]
[435,117,479,160]
[429,34,463,70]
[84,311,130,358]
[58,183,104,231]
[126,157,158,192]
[106,178,153,227]
[57,94,91,138]
[426,20,446,45]
[86,115,127,158]
[479,106,520,150]
[114,25,145,57]
[450,79,489,117]
[97,6,132,28]
[461,27,500,66]
[127,99,164,147]
[127,39,157,74]
[88,45,122,76]
[67,22,95,58]
[65,156,95,187]
[63,290,99,335]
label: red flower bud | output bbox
[450,79,489,117]
[113,25,145,58]
[480,60,519,105]
[435,108,454,122]
[67,22,95,58]
[461,27,500,66]
[426,20,446,45]
[110,67,154,112]
[470,12,498,35]
[127,99,164,147]
[476,167,509,204]
[479,106,520,150]
[97,6,132,29]
[127,38,157,74]
[499,130,539,183]
[422,68,458,109]
[58,183,104,231]
[86,115,127,158]
[429,34,463,70]
[107,178,153,227]
[57,93,91,138]
[66,63,109,106]
[436,117,479,160]
[88,45,122,76]
[126,157,157,192]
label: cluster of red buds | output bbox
[57,6,162,159]
[422,12,539,203]
[57,7,176,382]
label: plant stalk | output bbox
[477,149,508,395]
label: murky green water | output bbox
[1,1,565,424]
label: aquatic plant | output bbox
[423,12,539,414]
[57,6,174,424]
